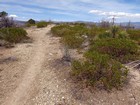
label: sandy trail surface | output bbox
[0,25,140,105]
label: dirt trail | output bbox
[1,25,55,105]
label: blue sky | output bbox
[0,0,140,22]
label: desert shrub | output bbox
[51,24,71,37]
[98,31,112,39]
[90,38,139,63]
[51,24,88,48]
[72,51,128,90]
[62,34,84,49]
[87,26,108,40]
[51,24,88,37]
[127,29,140,41]
[37,21,48,28]
[0,27,28,43]
[118,31,129,39]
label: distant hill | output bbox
[119,22,140,29]
[15,20,26,27]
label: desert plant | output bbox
[26,19,36,27]
[51,24,71,37]
[90,38,139,63]
[127,29,140,42]
[0,11,8,17]
[98,31,112,39]
[62,33,84,49]
[111,26,119,38]
[72,51,128,90]
[37,21,48,28]
[27,19,35,24]
[118,31,129,39]
[0,27,28,43]
[0,11,15,28]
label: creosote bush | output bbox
[37,21,48,28]
[0,27,28,43]
[72,51,128,90]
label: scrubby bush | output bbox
[0,28,28,43]
[37,21,48,28]
[72,51,128,90]
[127,29,140,42]
[118,31,129,39]
[51,24,71,37]
[87,27,107,39]
[90,38,139,63]
[98,31,112,39]
[62,34,84,49]
[51,24,88,48]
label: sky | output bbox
[0,0,140,22]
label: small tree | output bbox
[0,11,8,17]
[27,19,35,24]
[0,11,15,28]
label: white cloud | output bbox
[9,14,18,18]
[89,10,140,18]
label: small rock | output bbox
[56,85,59,88]
[62,97,65,99]
[49,53,53,56]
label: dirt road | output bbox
[0,25,140,105]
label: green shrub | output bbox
[37,21,48,28]
[72,51,128,90]
[0,27,28,43]
[90,38,139,63]
[127,29,140,41]
[118,31,129,39]
[51,24,88,37]
[62,34,84,49]
[51,24,71,37]
[87,27,108,39]
[98,31,112,39]
[51,24,88,48]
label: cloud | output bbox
[9,14,18,18]
[89,10,140,18]
[0,0,140,22]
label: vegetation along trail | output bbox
[0,25,140,105]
